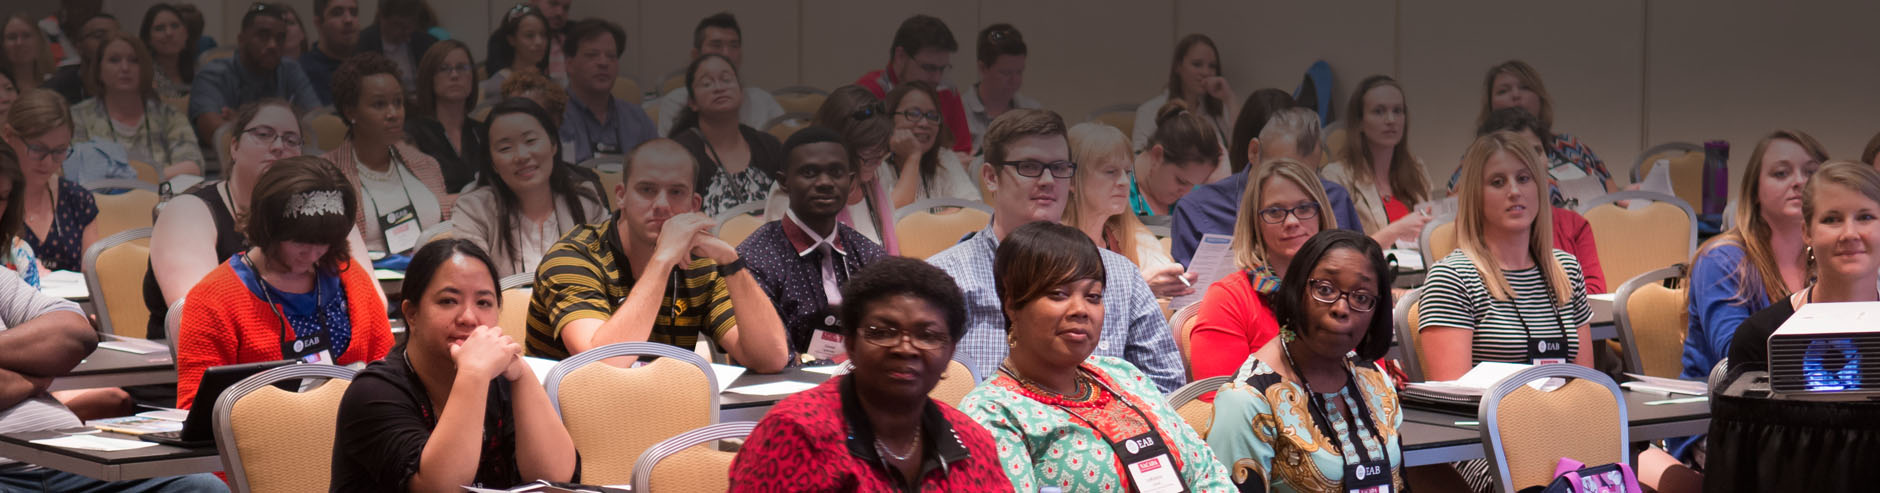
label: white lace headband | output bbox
[284,190,346,219]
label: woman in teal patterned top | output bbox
[1207,229,1403,493]
[960,221,1232,492]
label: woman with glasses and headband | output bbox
[1208,228,1404,493]
[322,52,452,257]
[1065,121,1196,299]
[962,221,1234,492]
[1419,131,1593,382]
[409,40,484,192]
[0,89,96,272]
[670,53,784,217]
[884,80,978,209]
[70,32,204,179]
[481,4,557,106]
[451,98,605,279]
[1132,99,1225,216]
[729,257,1006,490]
[1190,158,1339,384]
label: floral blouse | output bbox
[1207,356,1404,493]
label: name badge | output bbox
[1343,457,1393,493]
[807,329,847,362]
[1529,337,1570,365]
[380,205,421,254]
[284,333,335,365]
[1114,432,1188,493]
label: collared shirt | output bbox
[188,55,321,121]
[70,97,205,170]
[526,217,735,360]
[560,94,658,164]
[959,83,1041,156]
[1169,167,1365,267]
[727,375,1007,491]
[735,217,886,354]
[299,43,343,105]
[925,225,1187,394]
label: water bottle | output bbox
[1702,141,1730,223]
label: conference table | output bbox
[49,336,176,392]
[1399,389,1712,466]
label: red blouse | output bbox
[728,376,1007,492]
[1188,271,1281,401]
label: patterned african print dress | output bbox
[1207,356,1404,493]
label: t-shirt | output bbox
[1418,249,1592,365]
[330,350,529,490]
[525,218,735,360]
[0,267,88,465]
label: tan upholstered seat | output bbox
[1418,216,1458,270]
[631,422,755,493]
[1168,301,1204,378]
[763,113,813,143]
[927,359,977,407]
[1324,124,1350,163]
[1578,192,1696,290]
[91,187,159,239]
[712,202,767,247]
[309,113,347,154]
[83,228,153,337]
[1083,103,1139,142]
[1631,143,1704,211]
[772,87,828,116]
[1613,265,1690,378]
[497,271,534,343]
[547,343,719,486]
[893,199,994,260]
[1391,288,1427,382]
[611,76,643,105]
[216,365,357,493]
[1480,364,1627,492]
[1166,375,1231,440]
[127,160,159,184]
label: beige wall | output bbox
[102,0,1880,191]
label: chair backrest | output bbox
[1479,364,1628,493]
[215,364,357,493]
[1167,375,1232,439]
[763,112,814,142]
[630,421,756,493]
[198,48,234,66]
[545,342,720,485]
[712,201,768,247]
[1577,191,1697,289]
[893,198,995,259]
[127,160,159,184]
[88,186,160,239]
[612,75,643,104]
[1083,102,1140,139]
[1168,301,1205,378]
[771,86,829,115]
[1630,142,1704,209]
[498,277,534,345]
[309,113,347,154]
[82,228,153,337]
[927,357,979,406]
[1324,122,1350,163]
[1419,215,1458,272]
[1612,264,1690,378]
[1392,287,1426,383]
[659,68,686,94]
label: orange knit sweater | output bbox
[175,259,393,408]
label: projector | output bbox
[1768,302,1880,400]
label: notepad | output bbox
[40,270,87,300]
[31,434,159,451]
[802,364,849,376]
[98,339,169,355]
[711,364,747,394]
[725,380,818,396]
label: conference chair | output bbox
[611,75,644,104]
[1612,265,1690,378]
[164,298,185,361]
[630,421,757,493]
[212,121,235,177]
[1630,142,1704,210]
[197,48,234,66]
[86,180,160,239]
[659,67,686,94]
[307,110,347,154]
[1167,375,1232,440]
[82,228,153,337]
[1323,120,1350,163]
[771,86,829,116]
[545,342,721,485]
[892,198,994,260]
[1418,215,1458,272]
[763,113,814,143]
[1082,103,1140,140]
[126,160,159,184]
[498,271,534,344]
[927,356,978,407]
[712,201,767,247]
[1577,191,1697,290]
[1391,287,1426,383]
[214,364,357,493]
[1479,364,1628,493]
[1168,301,1205,379]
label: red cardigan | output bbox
[175,258,393,408]
[1552,208,1606,294]
[1188,270,1281,400]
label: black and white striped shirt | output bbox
[1417,249,1592,364]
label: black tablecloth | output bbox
[1705,368,1880,493]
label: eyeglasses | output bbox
[916,62,950,76]
[21,141,72,162]
[850,102,886,121]
[241,125,303,148]
[1306,278,1377,312]
[860,325,949,351]
[439,63,474,75]
[1258,202,1320,224]
[994,160,1077,179]
[896,109,941,123]
[791,164,852,180]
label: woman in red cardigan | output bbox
[175,156,394,408]
[1188,159,1337,391]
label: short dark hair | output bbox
[692,12,739,50]
[839,256,969,344]
[312,0,336,18]
[812,85,892,171]
[477,98,602,265]
[401,238,500,307]
[563,18,625,59]
[378,0,425,21]
[994,221,1105,331]
[889,14,956,59]
[1229,88,1301,172]
[331,52,404,128]
[975,23,1024,66]
[243,156,359,270]
[239,2,287,31]
[1261,229,1394,361]
[781,125,848,173]
[416,39,479,115]
[1476,107,1552,145]
[982,108,1067,166]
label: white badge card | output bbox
[1126,454,1186,493]
[807,329,847,361]
[380,205,421,254]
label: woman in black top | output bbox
[331,239,577,491]
[406,40,484,192]
[669,54,783,217]
[1728,161,1880,369]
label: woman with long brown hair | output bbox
[1132,33,1234,154]
[1322,75,1432,248]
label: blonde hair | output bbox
[1476,60,1555,131]
[1455,131,1572,304]
[6,89,72,139]
[83,33,157,101]
[1340,75,1429,206]
[1230,158,1334,272]
[1693,129,1828,304]
[1063,122,1154,264]
[1,15,56,83]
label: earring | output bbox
[1007,332,1018,349]
[1807,245,1815,263]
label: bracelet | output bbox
[718,257,747,277]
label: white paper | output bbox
[40,270,87,300]
[523,356,558,386]
[1587,292,1615,325]
[724,379,819,396]
[1633,160,1675,210]
[1171,234,1236,309]
[802,364,850,376]
[98,339,169,355]
[31,434,160,451]
[136,409,187,422]
[711,363,747,394]
[374,269,406,281]
[1456,362,1532,389]
[1383,249,1423,271]
[1623,373,1708,396]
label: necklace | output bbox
[874,421,921,462]
[1000,364,1100,406]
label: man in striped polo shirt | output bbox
[525,139,791,373]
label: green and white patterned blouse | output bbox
[1207,355,1404,493]
[70,97,204,172]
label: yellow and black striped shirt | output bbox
[526,219,735,359]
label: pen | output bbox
[1178,275,1193,287]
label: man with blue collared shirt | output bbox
[1171,108,1362,266]
[927,108,1186,394]
[559,18,656,164]
[188,3,321,149]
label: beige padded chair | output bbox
[631,421,756,493]
[197,48,234,66]
[1577,191,1697,292]
[762,112,814,143]
[1479,364,1627,492]
[1630,142,1704,210]
[611,75,643,104]
[1082,103,1140,142]
[215,364,357,493]
[1167,375,1232,440]
[927,357,978,407]
[712,201,768,247]
[498,271,535,344]
[771,86,829,116]
[1613,265,1690,378]
[1418,215,1458,271]
[87,182,160,239]
[309,113,348,154]
[893,198,995,260]
[82,228,153,337]
[1168,301,1204,379]
[658,68,686,94]
[127,160,160,184]
[546,342,721,486]
[1392,288,1426,382]
[1324,122,1350,163]
[163,298,185,361]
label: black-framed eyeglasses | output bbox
[1306,278,1377,312]
[241,125,303,148]
[850,102,886,121]
[896,109,941,123]
[1258,202,1320,224]
[993,160,1077,179]
[439,63,474,75]
[791,164,853,181]
[860,325,949,351]
[917,62,950,76]
[21,142,73,162]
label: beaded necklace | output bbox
[999,364,1109,407]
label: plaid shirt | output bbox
[926,225,1187,394]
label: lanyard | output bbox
[1511,296,1573,358]
[356,145,418,219]
[242,254,330,356]
[1279,340,1384,466]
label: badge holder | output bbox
[380,205,421,255]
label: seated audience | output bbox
[1419,131,1593,381]
[138,3,200,100]
[408,39,484,191]
[1683,130,1823,379]
[331,239,578,490]
[526,0,571,82]
[0,147,40,287]
[500,67,566,118]
[297,0,359,106]
[1864,131,1880,169]
[560,19,656,164]
[960,23,1039,156]
[883,81,977,208]
[669,54,784,217]
[2,89,97,272]
[1323,75,1432,248]
[856,15,972,154]
[70,32,203,179]
[1728,160,1880,368]
[480,5,558,105]
[1190,159,1337,384]
[1133,34,1233,154]
[728,257,1006,490]
[1172,105,1360,266]
[524,139,789,371]
[1208,229,1403,492]
[1131,99,1222,216]
[278,4,310,60]
[652,12,784,137]
[736,126,887,359]
[1468,108,1608,294]
[188,3,320,148]
[799,85,897,251]
[926,108,1185,393]
[2,14,56,95]
[175,156,393,408]
[958,221,1232,491]
[0,70,18,123]
[452,98,607,279]
[1452,60,1616,207]
[320,52,451,256]
[44,13,117,104]
[355,0,436,89]
[1063,122,1192,298]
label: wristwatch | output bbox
[718,257,747,277]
